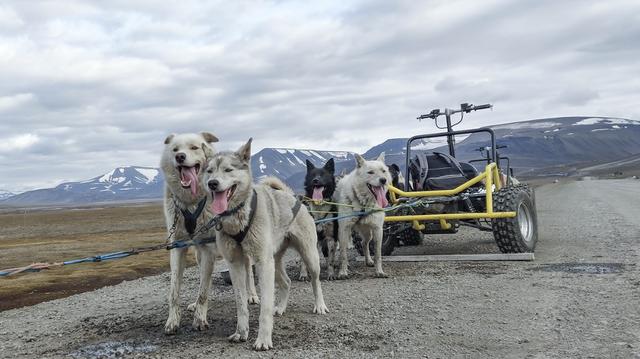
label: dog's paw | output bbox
[253,336,273,351]
[192,316,209,331]
[187,302,197,312]
[298,274,309,282]
[313,303,329,315]
[228,331,248,343]
[274,306,286,316]
[365,259,375,267]
[164,317,180,335]
[326,273,336,281]
[248,295,260,305]
[337,270,349,280]
[374,271,389,278]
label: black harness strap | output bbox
[230,189,258,244]
[289,199,302,224]
[179,197,207,236]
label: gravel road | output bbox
[1,179,639,358]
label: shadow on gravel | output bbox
[528,262,626,274]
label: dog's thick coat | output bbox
[303,158,339,279]
[160,133,258,335]
[203,139,328,350]
[335,153,392,278]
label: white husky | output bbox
[202,138,328,351]
[336,153,392,279]
[160,132,258,335]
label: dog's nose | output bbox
[379,178,387,185]
[175,152,186,164]
[208,179,219,191]
[312,178,320,185]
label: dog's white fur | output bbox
[160,132,258,335]
[202,139,328,351]
[336,153,392,278]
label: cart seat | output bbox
[409,152,479,191]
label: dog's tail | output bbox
[260,176,294,194]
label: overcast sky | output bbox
[1,0,639,192]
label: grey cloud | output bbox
[1,0,639,191]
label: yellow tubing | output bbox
[385,211,516,222]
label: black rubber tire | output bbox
[492,184,538,253]
[400,228,422,246]
[353,225,397,257]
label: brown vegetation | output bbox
[0,203,194,311]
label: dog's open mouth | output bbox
[211,184,237,215]
[178,164,200,196]
[312,186,325,203]
[367,183,389,208]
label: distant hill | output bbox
[3,116,639,206]
[2,166,163,206]
[0,190,14,201]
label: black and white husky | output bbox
[336,153,392,279]
[303,158,339,280]
[202,138,328,351]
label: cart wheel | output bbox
[353,225,398,256]
[492,184,538,252]
[400,228,422,246]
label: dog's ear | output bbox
[355,154,366,168]
[324,158,335,173]
[306,159,315,171]
[201,132,218,143]
[164,134,175,145]
[236,138,253,162]
[201,142,215,159]
[377,152,386,163]
[390,163,400,172]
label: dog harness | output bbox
[222,189,304,244]
[178,197,208,236]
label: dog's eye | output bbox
[173,148,178,152]
[367,171,374,175]
[224,168,233,173]
[382,170,386,173]
[191,146,199,150]
[207,169,213,174]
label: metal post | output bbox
[445,108,456,157]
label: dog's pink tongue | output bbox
[181,167,199,196]
[373,186,388,208]
[312,186,324,201]
[211,189,229,214]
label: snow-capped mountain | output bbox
[0,189,14,201]
[252,148,355,180]
[3,116,639,206]
[2,166,164,205]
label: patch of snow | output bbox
[275,149,288,154]
[591,128,612,132]
[135,168,159,183]
[98,170,116,183]
[310,151,325,159]
[123,180,132,186]
[573,118,638,126]
[567,133,574,136]
[612,125,620,129]
[300,150,312,156]
[259,156,266,172]
[118,168,124,173]
[494,121,562,130]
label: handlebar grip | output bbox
[474,104,492,110]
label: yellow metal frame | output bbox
[385,163,516,228]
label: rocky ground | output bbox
[0,179,639,358]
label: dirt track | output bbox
[1,179,639,358]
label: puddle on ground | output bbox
[70,341,157,359]
[530,262,625,274]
